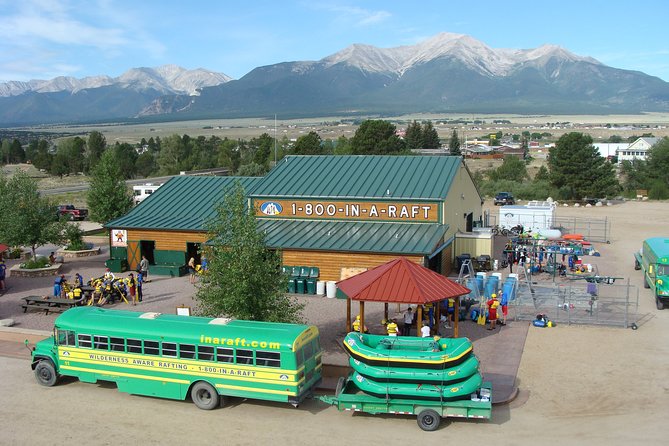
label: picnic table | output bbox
[21,296,85,314]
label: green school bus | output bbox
[634,237,669,310]
[30,307,322,409]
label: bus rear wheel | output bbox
[35,361,58,387]
[417,409,441,431]
[191,381,220,410]
[657,297,666,311]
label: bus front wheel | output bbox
[191,381,220,410]
[35,361,58,387]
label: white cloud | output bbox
[307,2,391,27]
[0,0,166,80]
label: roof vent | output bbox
[209,317,233,325]
[139,312,161,319]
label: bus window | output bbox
[110,337,125,352]
[127,339,142,354]
[144,340,160,356]
[236,349,254,364]
[303,342,314,360]
[295,349,304,368]
[216,347,233,362]
[77,334,92,348]
[179,344,196,359]
[93,335,109,350]
[162,342,177,357]
[57,330,75,346]
[198,346,215,361]
[256,351,281,368]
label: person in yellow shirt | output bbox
[386,318,399,336]
[352,315,368,333]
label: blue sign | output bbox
[260,201,283,216]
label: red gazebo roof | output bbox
[336,257,471,304]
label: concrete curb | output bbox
[0,326,51,336]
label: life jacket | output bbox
[387,322,399,335]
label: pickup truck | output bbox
[56,204,88,221]
[494,192,515,206]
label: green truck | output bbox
[634,237,669,310]
[320,376,492,431]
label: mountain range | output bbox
[2,33,669,126]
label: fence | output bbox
[553,216,611,243]
[511,279,639,329]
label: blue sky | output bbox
[1,0,668,82]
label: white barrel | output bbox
[326,281,337,298]
[587,264,593,273]
[493,259,499,271]
[316,281,326,295]
[508,273,518,280]
[492,272,502,281]
[537,228,562,240]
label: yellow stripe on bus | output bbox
[59,346,297,375]
[60,365,190,384]
[62,357,302,387]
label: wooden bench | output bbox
[21,296,85,315]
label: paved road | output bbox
[39,175,175,196]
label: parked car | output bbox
[494,192,515,206]
[56,204,89,221]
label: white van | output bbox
[133,183,162,205]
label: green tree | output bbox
[112,143,138,179]
[237,162,267,177]
[534,165,550,181]
[0,170,67,260]
[50,152,69,178]
[293,131,322,155]
[607,135,623,143]
[157,134,188,175]
[548,132,619,200]
[421,121,440,150]
[86,131,106,172]
[195,183,303,322]
[135,151,156,178]
[488,155,528,182]
[333,136,352,155]
[249,133,275,166]
[404,121,423,151]
[520,137,529,159]
[87,150,133,223]
[449,129,461,156]
[350,120,406,155]
[217,138,241,172]
[643,137,669,199]
[32,140,52,170]
[0,140,10,164]
[9,139,25,163]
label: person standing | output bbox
[188,257,196,284]
[136,270,144,302]
[127,273,137,305]
[402,307,414,335]
[420,321,431,338]
[386,318,399,336]
[487,293,500,331]
[139,255,149,282]
[54,275,65,298]
[0,260,6,292]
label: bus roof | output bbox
[55,307,318,351]
[645,237,669,258]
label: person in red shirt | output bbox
[487,294,500,331]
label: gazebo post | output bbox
[416,305,423,337]
[454,296,460,338]
[359,301,365,334]
[384,303,388,323]
[346,297,351,332]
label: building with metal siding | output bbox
[105,156,482,279]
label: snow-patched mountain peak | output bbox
[322,32,601,77]
[0,65,232,97]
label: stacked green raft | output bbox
[342,333,484,401]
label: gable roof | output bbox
[105,176,262,230]
[251,155,462,200]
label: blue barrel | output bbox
[502,279,516,301]
[484,279,497,299]
[475,275,485,294]
[466,278,478,299]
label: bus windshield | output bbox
[658,264,668,276]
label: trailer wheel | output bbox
[34,360,58,387]
[417,409,441,431]
[191,381,220,410]
[630,323,638,330]
[634,260,641,270]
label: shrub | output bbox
[64,224,87,251]
[20,257,50,269]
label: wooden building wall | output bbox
[127,230,206,251]
[282,250,424,282]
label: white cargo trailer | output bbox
[498,201,556,232]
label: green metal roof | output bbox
[251,155,462,200]
[105,176,262,230]
[258,219,448,255]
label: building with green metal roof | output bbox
[104,155,483,281]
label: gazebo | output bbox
[337,257,471,337]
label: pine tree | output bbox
[195,183,304,322]
[449,129,461,156]
[404,121,423,151]
[87,150,133,223]
[421,121,440,150]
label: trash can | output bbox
[316,281,326,295]
[306,279,316,295]
[456,253,471,270]
[326,281,337,298]
[288,279,296,294]
[296,278,306,294]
